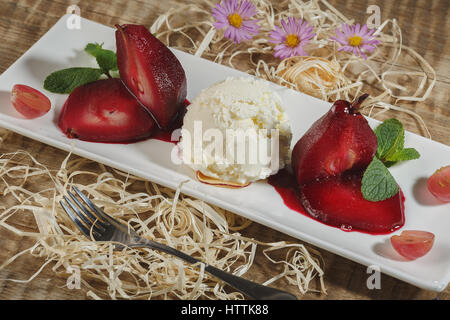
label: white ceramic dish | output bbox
[0,15,448,291]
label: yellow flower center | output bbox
[228,13,243,28]
[285,34,300,47]
[348,34,363,47]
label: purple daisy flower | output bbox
[269,17,315,60]
[212,0,260,44]
[331,23,381,59]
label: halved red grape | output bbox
[11,84,51,119]
[427,165,450,202]
[391,230,435,260]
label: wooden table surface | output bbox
[0,0,448,300]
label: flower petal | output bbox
[356,46,367,59]
[360,44,376,52]
[227,0,237,13]
[238,0,256,18]
[342,23,350,35]
[281,18,289,33]
[213,21,229,29]
[359,24,369,37]
[241,20,260,34]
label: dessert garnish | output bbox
[390,230,435,260]
[58,78,154,143]
[271,94,420,234]
[44,43,117,94]
[84,42,118,77]
[196,171,250,189]
[11,84,51,119]
[362,118,420,201]
[427,165,450,202]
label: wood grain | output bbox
[0,0,448,300]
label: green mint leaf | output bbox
[374,118,404,161]
[84,42,103,56]
[361,157,399,202]
[44,67,103,94]
[385,147,420,164]
[85,43,118,73]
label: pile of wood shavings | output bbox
[0,148,325,299]
[151,0,435,138]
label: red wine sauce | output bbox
[152,99,190,144]
[268,169,405,235]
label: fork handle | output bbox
[133,239,297,300]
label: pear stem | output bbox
[350,93,370,112]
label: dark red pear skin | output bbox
[292,99,378,185]
[289,96,404,234]
[299,172,404,233]
[58,78,155,143]
[115,24,187,128]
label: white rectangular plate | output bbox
[0,15,449,292]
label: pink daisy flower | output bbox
[331,23,380,59]
[269,17,315,59]
[212,0,260,44]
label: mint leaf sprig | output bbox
[374,118,420,166]
[362,157,399,202]
[44,43,118,94]
[44,67,103,94]
[361,118,420,202]
[84,43,118,77]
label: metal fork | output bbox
[60,186,297,300]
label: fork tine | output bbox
[67,191,108,230]
[63,195,105,234]
[60,200,91,237]
[73,186,117,224]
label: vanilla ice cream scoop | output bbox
[180,77,292,185]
